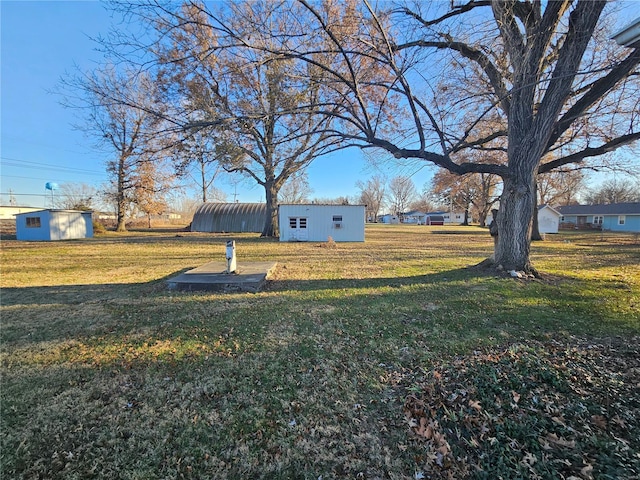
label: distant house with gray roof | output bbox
[557,203,640,232]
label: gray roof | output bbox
[557,202,640,216]
[403,210,427,216]
[538,204,560,214]
[191,203,266,233]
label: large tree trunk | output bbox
[494,174,536,273]
[531,181,543,241]
[261,181,279,237]
[479,209,488,228]
[115,158,127,232]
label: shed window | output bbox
[332,215,343,222]
[289,217,307,229]
[618,215,626,225]
[26,216,41,228]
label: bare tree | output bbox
[387,176,417,218]
[311,196,354,205]
[52,183,97,211]
[174,132,226,204]
[59,67,166,231]
[279,172,313,204]
[538,169,586,207]
[244,1,640,273]
[584,178,640,204]
[356,175,386,222]
[409,190,439,215]
[106,0,352,237]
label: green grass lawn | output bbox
[1,225,639,479]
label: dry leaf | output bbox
[512,391,521,404]
[469,399,482,411]
[521,452,537,466]
[591,414,607,429]
[545,432,576,449]
[581,464,594,478]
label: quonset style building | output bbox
[191,203,267,233]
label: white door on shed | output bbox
[289,217,308,241]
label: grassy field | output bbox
[1,225,639,479]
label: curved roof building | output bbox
[191,203,266,233]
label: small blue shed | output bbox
[15,209,93,241]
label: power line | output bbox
[1,174,69,181]
[0,157,105,176]
[0,192,50,198]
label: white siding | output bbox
[279,205,365,242]
[538,207,560,234]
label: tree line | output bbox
[58,0,639,274]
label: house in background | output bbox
[378,214,400,224]
[537,205,561,234]
[0,205,42,220]
[412,211,470,225]
[403,210,427,224]
[557,203,640,232]
[15,209,93,241]
[442,212,470,224]
[278,204,365,242]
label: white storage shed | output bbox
[379,214,399,224]
[15,209,93,241]
[278,204,365,242]
[537,205,560,234]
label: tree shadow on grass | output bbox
[266,267,479,293]
[0,269,194,307]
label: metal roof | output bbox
[557,203,640,216]
[191,203,266,233]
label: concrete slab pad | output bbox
[167,261,277,292]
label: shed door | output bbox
[289,217,308,241]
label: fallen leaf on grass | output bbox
[416,417,434,440]
[521,452,536,466]
[591,414,607,429]
[468,399,482,411]
[581,464,594,479]
[544,432,575,449]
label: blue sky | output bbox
[1,1,638,209]
[0,0,432,209]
